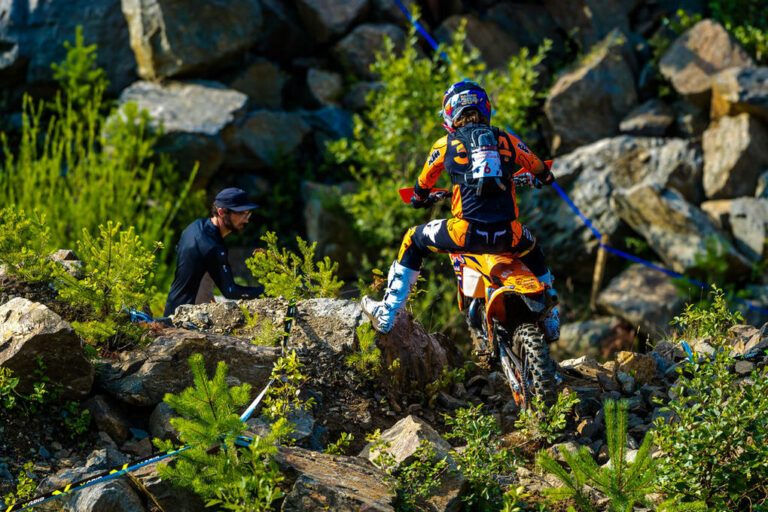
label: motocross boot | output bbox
[361,260,420,334]
[537,270,560,343]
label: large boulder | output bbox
[116,80,248,181]
[728,198,768,263]
[711,66,768,122]
[295,0,370,44]
[225,110,310,171]
[435,14,521,69]
[121,0,263,79]
[702,113,768,199]
[226,58,287,109]
[542,0,637,50]
[487,2,565,55]
[276,446,395,511]
[659,19,754,107]
[0,0,135,92]
[597,264,685,336]
[545,29,638,154]
[0,297,93,400]
[611,183,752,279]
[96,328,280,406]
[334,23,406,79]
[529,136,703,280]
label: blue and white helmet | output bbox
[441,81,492,129]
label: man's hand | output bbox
[411,194,433,209]
[539,171,556,186]
[513,172,542,189]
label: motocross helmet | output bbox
[441,80,492,129]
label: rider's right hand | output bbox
[539,171,556,186]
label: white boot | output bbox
[362,261,420,334]
[537,270,560,342]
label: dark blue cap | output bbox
[214,188,258,211]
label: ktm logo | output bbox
[428,149,441,166]
[517,142,529,154]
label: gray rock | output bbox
[597,264,684,337]
[530,136,702,280]
[545,29,638,154]
[611,184,751,279]
[121,0,263,79]
[729,322,768,358]
[343,81,382,111]
[703,113,768,199]
[700,199,734,230]
[335,23,406,79]
[116,80,248,180]
[83,395,131,445]
[0,0,135,93]
[69,480,145,512]
[132,462,207,512]
[728,198,768,262]
[148,402,179,441]
[0,297,93,400]
[227,58,287,109]
[296,0,369,44]
[735,360,755,375]
[225,109,310,171]
[487,2,565,55]
[555,317,616,360]
[96,328,280,406]
[660,19,754,107]
[303,106,354,149]
[307,68,343,106]
[276,446,395,511]
[674,99,709,137]
[542,0,636,50]
[435,14,521,69]
[712,66,768,123]
[619,99,675,137]
[171,300,245,333]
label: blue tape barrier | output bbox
[390,0,768,320]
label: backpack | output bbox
[451,124,510,197]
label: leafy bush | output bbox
[0,207,56,283]
[515,389,580,444]
[56,221,160,347]
[260,350,315,444]
[366,431,449,511]
[444,404,517,508]
[155,353,288,511]
[2,462,36,508]
[326,12,550,338]
[246,231,343,300]
[0,365,49,411]
[424,364,467,407]
[323,432,354,455]
[537,399,656,512]
[708,0,768,63]
[238,305,283,347]
[345,323,382,380]
[653,292,768,509]
[0,26,202,296]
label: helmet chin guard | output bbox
[441,81,492,129]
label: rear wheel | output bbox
[497,322,557,408]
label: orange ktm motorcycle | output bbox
[399,172,558,409]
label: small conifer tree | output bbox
[345,323,382,380]
[246,231,343,299]
[154,353,289,511]
[0,207,56,283]
[537,399,656,512]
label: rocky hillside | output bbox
[1,279,767,510]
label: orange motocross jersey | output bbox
[415,129,545,224]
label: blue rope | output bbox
[390,0,768,320]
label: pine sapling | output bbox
[537,399,657,512]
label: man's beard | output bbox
[222,213,243,233]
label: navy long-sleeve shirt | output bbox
[164,218,263,316]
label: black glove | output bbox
[539,171,556,186]
[411,194,433,209]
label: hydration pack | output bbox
[451,124,510,197]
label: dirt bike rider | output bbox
[362,80,560,342]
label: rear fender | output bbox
[485,287,547,338]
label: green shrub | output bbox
[323,432,354,455]
[246,232,343,300]
[653,294,768,509]
[424,364,468,407]
[444,404,517,508]
[708,0,768,63]
[155,353,288,511]
[0,207,56,283]
[0,365,49,411]
[515,389,580,445]
[0,26,202,298]
[238,305,283,347]
[2,462,36,507]
[537,399,657,512]
[366,430,449,511]
[55,221,159,347]
[326,10,549,339]
[345,323,382,380]
[260,350,315,444]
